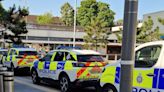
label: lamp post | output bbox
[120,0,138,92]
[73,0,77,47]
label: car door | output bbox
[5,49,13,67]
[39,54,52,78]
[133,45,161,91]
[49,51,58,80]
[49,51,65,80]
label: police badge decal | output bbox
[137,73,143,84]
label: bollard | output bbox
[0,64,3,68]
[0,67,7,92]
[3,72,14,92]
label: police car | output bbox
[100,41,164,92]
[31,48,107,92]
[0,48,8,64]
[3,47,38,72]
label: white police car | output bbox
[31,48,107,92]
[100,41,164,92]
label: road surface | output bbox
[14,75,96,92]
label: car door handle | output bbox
[147,73,155,77]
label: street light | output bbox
[73,0,77,48]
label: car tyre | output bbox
[103,84,117,92]
[59,74,71,92]
[31,69,40,84]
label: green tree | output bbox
[60,2,74,26]
[0,2,29,45]
[83,18,111,49]
[36,12,54,25]
[116,19,123,26]
[77,0,115,49]
[158,18,164,25]
[137,16,160,43]
[116,16,161,43]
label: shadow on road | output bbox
[14,71,99,92]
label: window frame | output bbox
[135,45,162,68]
[65,52,76,61]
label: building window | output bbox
[49,37,72,42]
[28,36,48,41]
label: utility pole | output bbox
[120,0,138,92]
[73,0,77,47]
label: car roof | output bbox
[135,40,164,51]
[71,49,101,55]
[11,48,37,51]
[49,49,101,55]
[0,49,8,51]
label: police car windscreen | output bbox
[77,55,104,62]
[19,51,37,55]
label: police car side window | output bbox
[43,54,52,61]
[54,52,64,61]
[65,52,75,61]
[135,45,161,68]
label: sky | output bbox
[1,0,164,21]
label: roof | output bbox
[11,48,37,51]
[143,10,164,16]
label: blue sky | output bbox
[2,0,164,21]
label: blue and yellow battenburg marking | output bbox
[35,61,67,71]
[110,67,164,90]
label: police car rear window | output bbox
[19,51,37,55]
[77,55,104,62]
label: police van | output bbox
[31,48,107,92]
[3,48,38,72]
[100,41,164,92]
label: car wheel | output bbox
[59,75,71,92]
[31,69,40,84]
[103,84,117,92]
